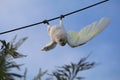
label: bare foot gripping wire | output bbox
[0,0,109,35]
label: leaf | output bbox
[10,35,17,45]
[33,68,47,80]
[57,69,68,77]
[71,62,76,75]
[10,51,27,58]
[7,73,23,78]
[6,63,24,70]
[76,77,84,80]
[14,37,28,49]
[0,40,7,49]
[23,68,27,80]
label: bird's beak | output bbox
[60,42,66,46]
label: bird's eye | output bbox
[59,39,63,42]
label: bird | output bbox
[41,17,110,51]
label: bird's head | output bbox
[58,38,67,46]
[55,34,67,46]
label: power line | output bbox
[0,0,109,35]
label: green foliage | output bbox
[0,36,28,80]
[32,56,95,80]
[51,56,95,80]
[33,68,47,80]
[23,68,27,80]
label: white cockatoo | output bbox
[41,18,110,51]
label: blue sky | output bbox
[0,0,120,80]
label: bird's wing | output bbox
[41,40,57,51]
[67,18,110,47]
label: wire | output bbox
[0,0,109,35]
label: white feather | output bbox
[67,18,110,47]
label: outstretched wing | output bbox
[67,18,110,47]
[41,41,57,51]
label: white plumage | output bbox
[41,18,110,51]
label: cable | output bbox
[0,0,109,35]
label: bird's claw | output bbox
[41,47,49,51]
